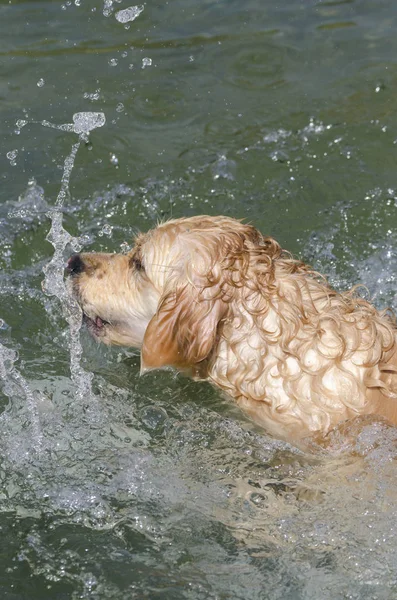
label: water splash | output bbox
[0,341,43,452]
[1,111,105,446]
[40,112,106,404]
[8,178,47,221]
[1,113,107,449]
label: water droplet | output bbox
[83,89,101,101]
[110,153,119,166]
[108,58,118,67]
[76,233,92,248]
[6,149,18,166]
[120,241,131,254]
[103,0,114,17]
[70,238,83,252]
[115,5,144,23]
[142,57,152,69]
[37,78,45,87]
[72,112,106,135]
[101,224,113,236]
[116,103,124,113]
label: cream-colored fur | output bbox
[67,215,397,443]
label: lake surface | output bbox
[2,0,397,598]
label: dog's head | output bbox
[67,215,281,372]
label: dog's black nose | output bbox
[67,254,85,276]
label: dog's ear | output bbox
[140,220,277,373]
[141,281,228,372]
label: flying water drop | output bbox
[115,5,144,24]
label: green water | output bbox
[2,0,397,598]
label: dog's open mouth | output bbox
[82,313,110,334]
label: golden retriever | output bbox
[67,215,397,443]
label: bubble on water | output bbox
[108,57,118,67]
[109,153,119,166]
[139,406,168,431]
[115,5,144,23]
[72,112,106,135]
[37,78,45,88]
[75,0,81,5]
[6,149,18,166]
[142,57,152,69]
[116,102,124,113]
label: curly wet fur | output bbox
[68,215,397,442]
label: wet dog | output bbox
[67,215,397,443]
